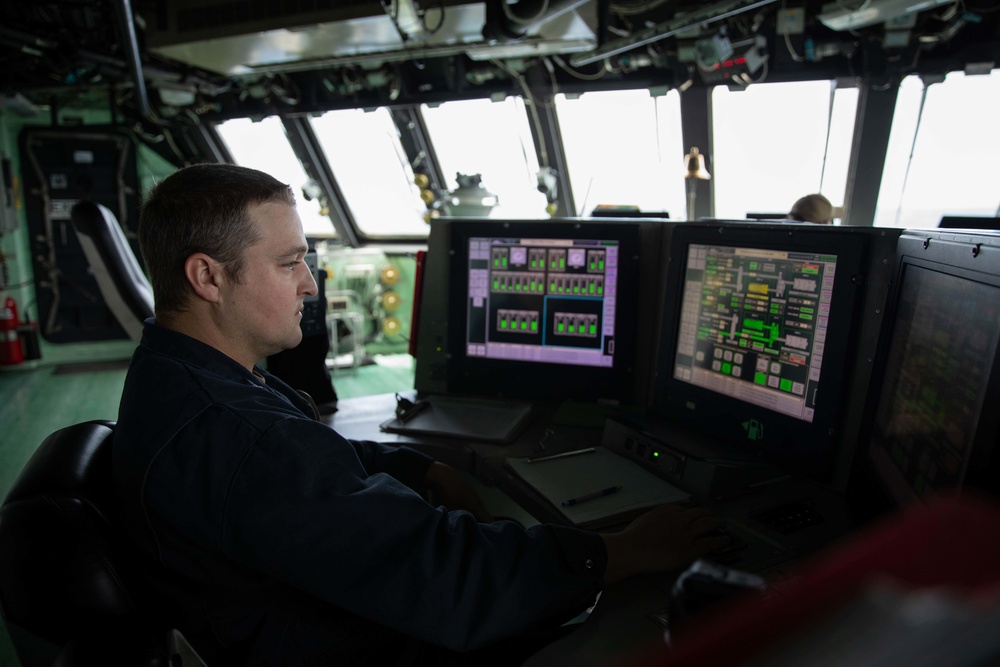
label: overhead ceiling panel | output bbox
[146,1,595,74]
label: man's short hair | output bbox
[139,163,296,319]
[788,194,834,225]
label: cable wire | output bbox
[781,0,804,62]
[552,55,607,81]
[491,59,552,167]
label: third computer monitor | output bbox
[864,230,1000,507]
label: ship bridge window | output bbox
[554,88,685,217]
[712,80,858,221]
[875,69,1000,229]
[421,97,549,218]
[216,116,337,238]
[310,107,428,238]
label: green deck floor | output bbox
[0,354,415,666]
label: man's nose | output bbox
[302,266,318,296]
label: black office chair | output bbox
[0,421,198,666]
[70,201,155,342]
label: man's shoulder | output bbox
[124,346,299,424]
[116,364,331,470]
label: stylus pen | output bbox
[562,486,622,507]
[527,447,596,463]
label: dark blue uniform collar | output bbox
[138,317,270,387]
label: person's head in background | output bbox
[788,194,834,224]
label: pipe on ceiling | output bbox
[483,0,592,42]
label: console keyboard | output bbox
[751,501,826,533]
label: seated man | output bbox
[788,193,834,224]
[114,163,725,665]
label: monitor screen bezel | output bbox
[652,224,870,482]
[864,234,1000,507]
[444,220,644,403]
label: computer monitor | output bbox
[652,223,879,482]
[937,215,1000,230]
[415,219,663,404]
[865,230,1000,507]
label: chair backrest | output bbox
[70,201,154,342]
[0,421,181,666]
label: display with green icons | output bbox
[673,242,838,425]
[469,235,620,368]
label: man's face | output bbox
[220,201,317,365]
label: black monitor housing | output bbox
[863,229,1000,508]
[651,222,900,487]
[415,218,665,405]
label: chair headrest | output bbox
[68,200,107,238]
[4,420,116,506]
[68,201,154,340]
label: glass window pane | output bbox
[311,108,429,237]
[874,70,1000,229]
[216,116,336,237]
[712,81,857,220]
[555,89,685,217]
[421,97,549,218]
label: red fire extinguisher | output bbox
[0,296,24,366]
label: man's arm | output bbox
[348,438,494,521]
[349,436,726,579]
[424,461,495,522]
[226,420,605,652]
[347,437,434,489]
[601,504,727,583]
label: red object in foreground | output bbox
[636,494,1000,666]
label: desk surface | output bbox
[323,392,856,666]
[324,392,616,526]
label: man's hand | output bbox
[424,462,495,523]
[601,504,728,583]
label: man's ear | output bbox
[184,253,224,303]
